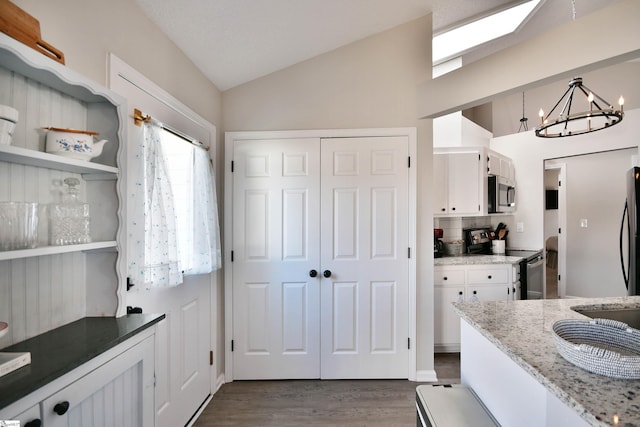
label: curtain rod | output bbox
[133,108,209,151]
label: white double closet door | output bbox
[232,135,410,379]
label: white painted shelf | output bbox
[0,241,117,261]
[0,144,118,175]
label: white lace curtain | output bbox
[128,120,221,288]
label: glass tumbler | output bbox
[0,202,39,250]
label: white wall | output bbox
[223,15,435,376]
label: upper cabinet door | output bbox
[447,152,480,215]
[433,153,448,214]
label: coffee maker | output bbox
[434,228,444,258]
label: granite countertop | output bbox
[452,297,640,427]
[435,254,525,266]
[0,313,164,410]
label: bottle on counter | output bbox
[49,177,91,245]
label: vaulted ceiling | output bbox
[134,0,619,91]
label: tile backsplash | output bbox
[434,217,494,243]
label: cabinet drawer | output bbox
[467,268,508,284]
[435,269,465,285]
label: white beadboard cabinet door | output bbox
[41,335,155,427]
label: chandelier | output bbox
[535,77,624,138]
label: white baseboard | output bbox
[416,369,438,382]
[434,344,460,353]
[215,372,225,393]
[186,394,213,427]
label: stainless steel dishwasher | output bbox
[505,249,544,299]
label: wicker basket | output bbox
[552,318,640,379]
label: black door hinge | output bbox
[408,156,411,168]
[408,247,411,259]
[126,277,134,291]
[231,251,234,262]
[558,274,561,281]
[231,160,235,172]
[407,338,411,350]
[558,228,561,234]
[231,340,234,352]
[210,351,214,366]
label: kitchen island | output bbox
[452,297,640,427]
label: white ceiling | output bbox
[134,0,619,91]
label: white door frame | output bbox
[544,162,567,298]
[224,127,417,382]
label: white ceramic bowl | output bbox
[44,129,107,161]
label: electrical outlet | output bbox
[516,222,524,233]
[580,219,588,228]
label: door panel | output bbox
[320,136,409,379]
[333,188,358,259]
[232,138,321,379]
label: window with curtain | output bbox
[128,121,221,289]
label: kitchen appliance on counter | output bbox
[488,175,516,213]
[434,228,444,258]
[621,166,640,295]
[464,226,492,254]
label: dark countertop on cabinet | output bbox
[0,313,164,410]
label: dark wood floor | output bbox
[193,353,460,426]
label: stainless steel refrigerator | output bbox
[622,166,640,295]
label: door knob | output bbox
[323,270,332,278]
[309,269,318,278]
[54,401,70,415]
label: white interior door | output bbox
[232,138,321,379]
[230,133,410,380]
[320,136,409,379]
[109,55,214,427]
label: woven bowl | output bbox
[552,318,640,379]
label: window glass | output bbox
[160,129,196,271]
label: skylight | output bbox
[433,0,542,64]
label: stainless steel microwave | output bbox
[488,175,515,213]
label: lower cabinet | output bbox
[435,264,519,352]
[42,335,154,427]
[12,405,41,427]
[1,329,155,427]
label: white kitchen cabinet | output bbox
[434,263,518,352]
[0,32,127,349]
[433,151,482,216]
[12,404,41,427]
[434,147,515,217]
[41,334,154,427]
[487,150,515,183]
[1,326,156,427]
[434,285,465,349]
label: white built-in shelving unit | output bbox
[0,32,127,346]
